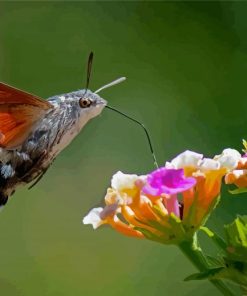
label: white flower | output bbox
[166,150,203,169]
[218,155,238,170]
[222,148,241,159]
[198,158,220,171]
[231,169,247,178]
[214,148,241,170]
[111,171,139,190]
[82,207,104,229]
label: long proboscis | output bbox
[105,105,159,169]
[95,76,158,168]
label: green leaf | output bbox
[206,255,224,267]
[224,215,247,262]
[220,259,247,286]
[242,139,247,154]
[229,187,247,195]
[184,268,224,281]
[200,226,227,250]
[200,226,214,237]
[225,216,247,247]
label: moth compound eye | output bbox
[79,98,92,108]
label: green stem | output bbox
[178,237,235,296]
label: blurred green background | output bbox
[0,1,247,295]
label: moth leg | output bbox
[28,158,56,190]
[28,167,49,190]
[0,192,8,206]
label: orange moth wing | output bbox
[0,82,53,149]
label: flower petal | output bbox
[164,194,180,217]
[166,150,203,169]
[143,167,196,196]
[218,155,239,170]
[198,158,220,171]
[222,148,241,159]
[83,207,104,229]
[225,169,247,187]
[214,148,241,170]
[111,171,139,190]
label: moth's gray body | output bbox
[0,89,106,205]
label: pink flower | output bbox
[142,168,196,196]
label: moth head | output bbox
[74,89,107,120]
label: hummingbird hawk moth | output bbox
[0,53,129,206]
[0,53,157,207]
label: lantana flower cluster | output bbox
[83,148,243,244]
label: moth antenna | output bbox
[84,52,94,93]
[94,77,126,94]
[106,105,159,169]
